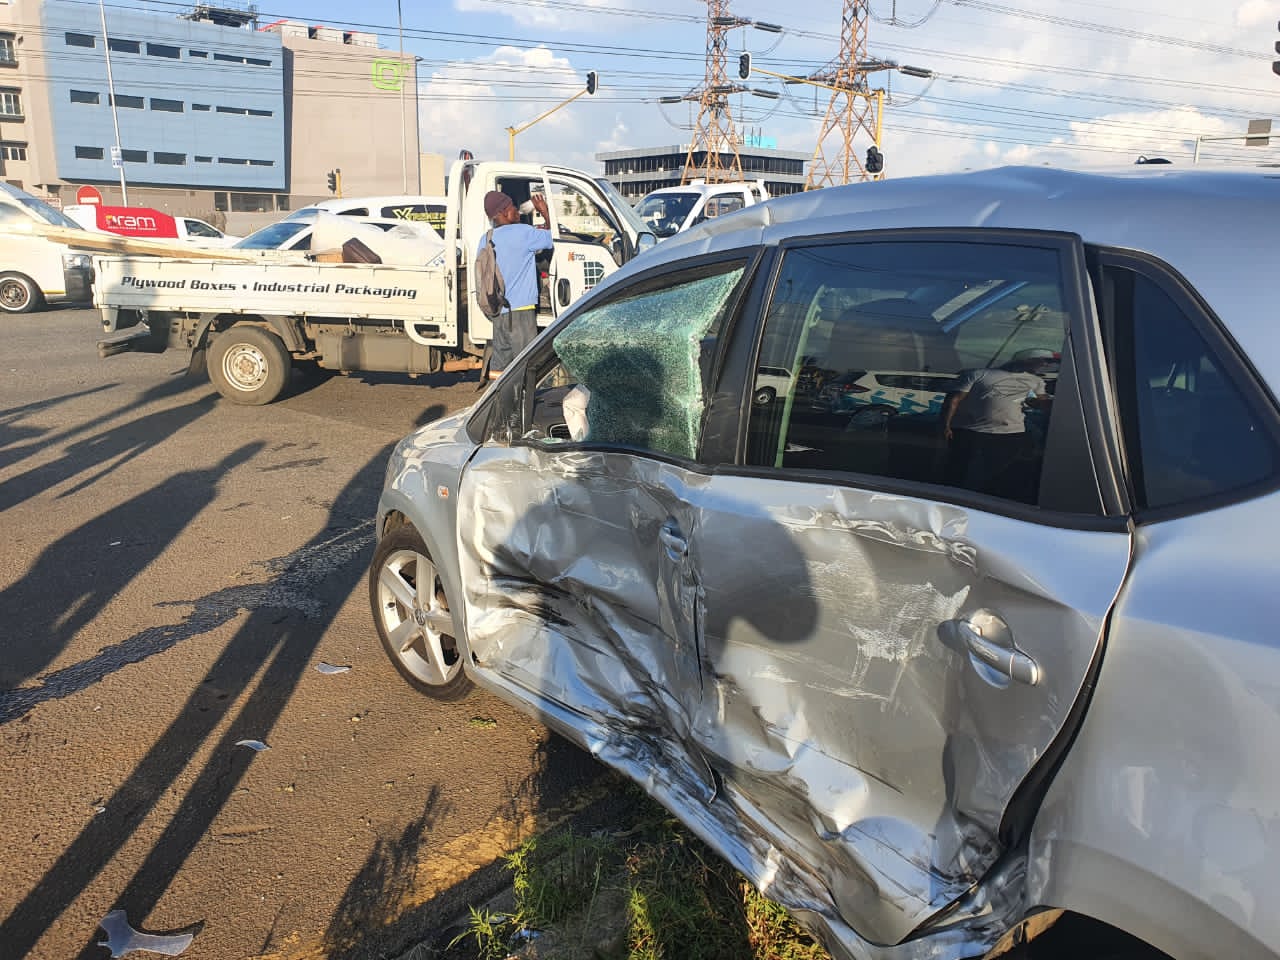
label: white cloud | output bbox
[453,0,612,30]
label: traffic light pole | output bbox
[746,62,885,174]
[506,74,598,161]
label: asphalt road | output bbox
[0,308,605,960]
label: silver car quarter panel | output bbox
[1028,491,1280,960]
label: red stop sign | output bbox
[76,185,103,205]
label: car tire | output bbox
[0,273,43,314]
[369,524,472,700]
[206,325,291,405]
[753,386,776,406]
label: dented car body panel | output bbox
[374,167,1280,960]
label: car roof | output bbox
[308,195,446,211]
[624,165,1280,392]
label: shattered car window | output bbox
[549,263,746,459]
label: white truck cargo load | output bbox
[95,158,656,404]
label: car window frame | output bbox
[708,226,1128,531]
[1088,246,1280,525]
[466,246,769,466]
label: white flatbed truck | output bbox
[94,159,655,404]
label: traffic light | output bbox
[738,53,751,80]
[866,145,884,175]
[326,170,337,193]
[586,71,598,95]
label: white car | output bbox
[751,365,796,405]
[286,194,447,237]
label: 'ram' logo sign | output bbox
[105,214,158,231]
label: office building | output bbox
[596,142,809,203]
[0,0,419,216]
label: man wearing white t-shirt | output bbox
[941,347,1056,498]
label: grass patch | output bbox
[453,790,830,960]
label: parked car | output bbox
[752,365,796,405]
[369,166,1280,960]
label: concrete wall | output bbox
[38,0,285,189]
[281,29,420,199]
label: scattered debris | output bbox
[468,717,498,729]
[109,541,122,547]
[235,739,270,752]
[315,662,351,675]
[97,910,201,957]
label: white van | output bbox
[0,184,93,313]
[286,195,448,237]
[634,179,769,239]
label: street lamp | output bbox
[98,0,127,204]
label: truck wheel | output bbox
[207,325,291,405]
[0,273,42,314]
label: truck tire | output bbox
[206,325,291,405]
[0,273,43,314]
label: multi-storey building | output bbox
[0,0,419,217]
[596,142,810,204]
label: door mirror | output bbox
[557,277,572,307]
[636,232,656,252]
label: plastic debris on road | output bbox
[235,739,270,752]
[97,909,200,957]
[315,662,352,675]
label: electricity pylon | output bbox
[807,0,884,188]
[679,0,745,184]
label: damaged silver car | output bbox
[369,166,1280,960]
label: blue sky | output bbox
[138,0,1280,177]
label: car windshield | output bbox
[0,183,82,229]
[635,192,698,237]
[234,221,308,249]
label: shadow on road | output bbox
[0,383,119,456]
[0,378,214,512]
[0,443,396,960]
[0,443,261,694]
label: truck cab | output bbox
[444,160,656,348]
[634,179,769,239]
[0,183,93,313]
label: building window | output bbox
[109,94,143,109]
[0,34,16,65]
[0,89,20,117]
[230,192,272,212]
[150,98,183,113]
[146,43,180,58]
[70,89,100,104]
[107,38,140,54]
[189,49,208,58]
[217,157,249,165]
[212,53,245,64]
[247,108,272,117]
[246,57,271,67]
[192,103,210,111]
[213,191,228,212]
[248,159,274,166]
[215,106,248,115]
[154,152,185,165]
[121,149,146,163]
[0,141,27,160]
[65,32,95,48]
[75,145,104,159]
[194,155,212,162]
